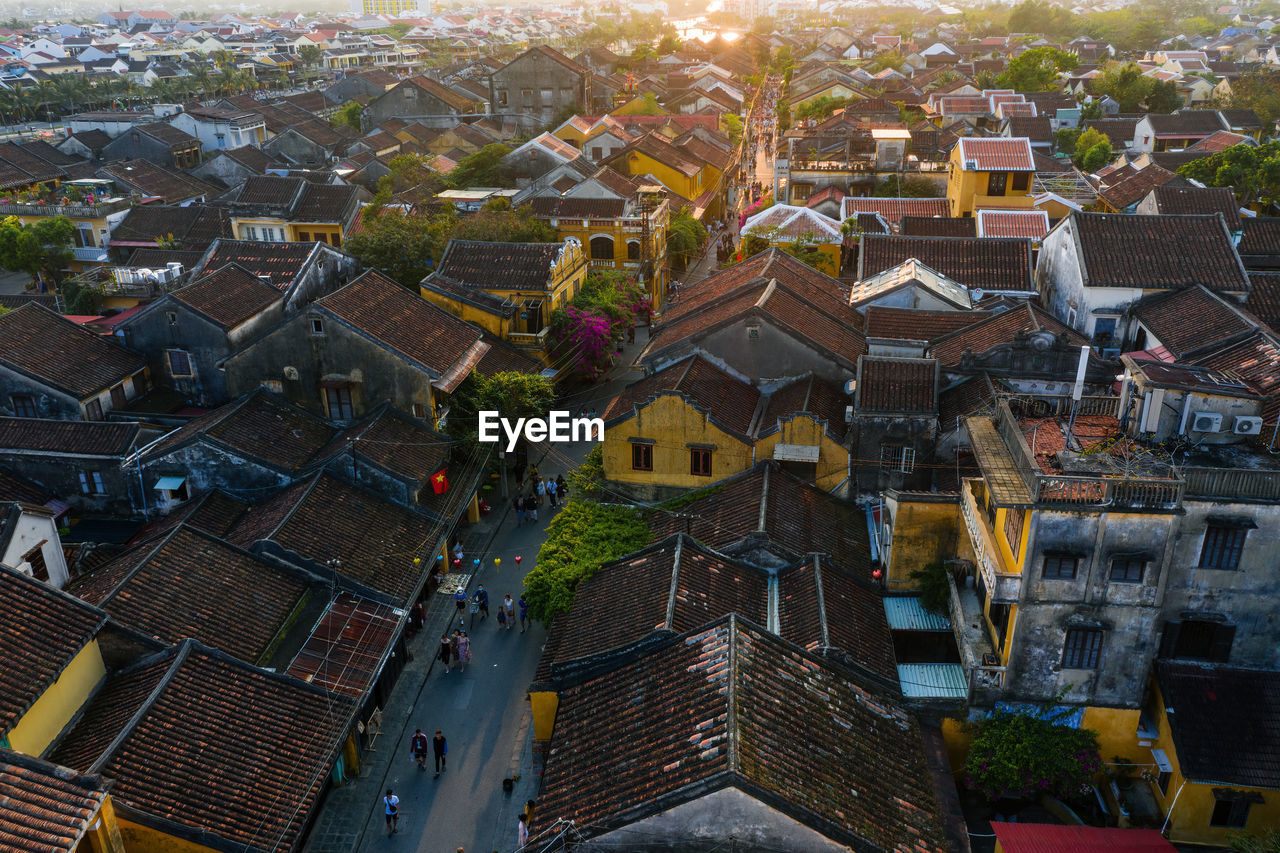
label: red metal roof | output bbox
[992,823,1176,853]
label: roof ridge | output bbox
[663,535,684,631]
[93,524,181,608]
[87,639,191,776]
[725,614,739,776]
[811,554,830,649]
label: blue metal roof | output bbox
[883,596,952,632]
[898,663,967,699]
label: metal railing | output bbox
[960,479,1023,602]
[71,246,108,262]
[1002,393,1121,419]
[1184,466,1280,502]
[0,197,132,218]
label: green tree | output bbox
[872,174,940,197]
[344,208,449,287]
[1178,141,1280,209]
[447,143,514,189]
[330,102,363,133]
[524,501,652,624]
[1054,127,1082,156]
[1091,62,1155,112]
[1146,80,1183,114]
[449,370,556,452]
[656,33,681,55]
[996,46,1078,92]
[296,44,324,73]
[446,199,558,243]
[0,215,74,287]
[372,153,445,206]
[1079,139,1113,172]
[910,561,951,614]
[964,710,1103,802]
[1229,829,1280,853]
[1225,69,1280,131]
[721,113,743,145]
[667,208,707,270]
[1071,127,1111,167]
[1007,0,1079,40]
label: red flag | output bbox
[431,469,449,495]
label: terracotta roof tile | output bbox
[98,159,212,204]
[604,355,760,437]
[0,748,109,853]
[976,209,1050,240]
[1098,165,1186,210]
[1132,285,1255,359]
[430,240,566,292]
[860,235,1034,292]
[865,306,993,341]
[0,418,138,456]
[318,270,485,380]
[49,642,353,852]
[930,304,1086,366]
[957,136,1035,170]
[528,196,626,218]
[1246,273,1280,331]
[195,239,321,291]
[1070,212,1248,291]
[0,566,106,738]
[1239,218,1280,270]
[901,215,976,237]
[286,592,401,699]
[1147,184,1241,232]
[172,263,283,329]
[0,305,145,398]
[857,356,937,413]
[842,197,951,225]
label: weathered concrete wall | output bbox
[490,52,587,128]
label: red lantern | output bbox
[452,558,462,568]
[872,568,883,580]
[515,555,522,564]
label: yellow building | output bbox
[601,355,850,500]
[1140,662,1280,845]
[604,129,733,222]
[947,137,1038,218]
[528,188,671,310]
[420,238,587,365]
[610,94,671,116]
[0,178,134,273]
[223,175,360,248]
[0,748,126,852]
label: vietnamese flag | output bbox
[431,469,449,495]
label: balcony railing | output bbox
[0,197,133,218]
[71,246,109,262]
[507,327,549,348]
[1002,392,1121,419]
[946,570,1006,705]
[588,258,615,268]
[960,479,1023,602]
[1184,466,1280,503]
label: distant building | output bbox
[351,0,419,13]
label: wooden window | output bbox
[690,448,712,477]
[85,399,103,421]
[1210,792,1257,828]
[1043,552,1080,580]
[298,231,310,241]
[631,443,652,471]
[167,350,192,376]
[1110,555,1146,583]
[11,395,35,418]
[23,544,48,582]
[412,403,427,419]
[987,171,1007,196]
[325,386,353,420]
[1062,627,1103,670]
[110,385,126,410]
[1199,522,1249,570]
[1003,507,1024,552]
[1010,172,1029,191]
[589,235,614,259]
[330,233,341,247]
[314,232,328,244]
[79,470,105,494]
[1160,619,1234,662]
[627,241,640,260]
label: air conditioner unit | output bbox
[1191,412,1222,433]
[1233,415,1264,435]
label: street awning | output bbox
[153,476,185,491]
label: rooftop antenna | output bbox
[1064,344,1090,448]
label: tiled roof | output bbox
[0,418,138,456]
[957,136,1035,170]
[194,239,320,291]
[0,566,106,738]
[1132,285,1255,359]
[141,390,338,473]
[286,592,401,699]
[930,303,1087,366]
[992,824,1176,853]
[133,120,199,147]
[0,304,145,398]
[843,197,951,226]
[857,356,938,413]
[938,374,996,429]
[1157,660,1280,789]
[402,75,477,113]
[901,215,976,237]
[172,263,283,329]
[0,468,54,507]
[98,159,212,203]
[318,270,486,382]
[1070,212,1248,291]
[110,204,234,250]
[227,472,438,603]
[976,209,1050,240]
[1007,115,1052,142]
[864,307,992,344]
[220,144,283,173]
[321,404,450,496]
[1239,218,1280,270]
[49,641,354,853]
[604,356,760,437]
[860,234,1033,292]
[779,557,898,682]
[1246,273,1280,332]
[1147,184,1241,232]
[474,333,544,375]
[1145,110,1226,137]
[0,748,109,853]
[528,195,626,218]
[648,462,873,578]
[66,525,311,663]
[431,239,566,292]
[1098,165,1186,210]
[757,373,849,438]
[1190,331,1280,429]
[538,617,946,852]
[1186,129,1253,152]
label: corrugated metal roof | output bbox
[897,663,967,699]
[884,596,952,632]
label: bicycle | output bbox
[469,600,478,629]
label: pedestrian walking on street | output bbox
[497,601,507,629]
[546,477,558,507]
[517,813,529,848]
[556,474,566,501]
[432,729,447,778]
[384,789,399,836]
[503,594,515,629]
[473,585,489,621]
[409,728,429,770]
[438,633,453,673]
[519,594,529,632]
[536,477,546,505]
[513,495,524,526]
[456,630,471,672]
[525,493,538,522]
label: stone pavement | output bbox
[303,331,653,853]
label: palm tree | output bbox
[190,65,212,100]
[53,74,84,117]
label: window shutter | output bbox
[1158,620,1181,659]
[1210,624,1235,663]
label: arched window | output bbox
[589,235,614,260]
[627,240,640,260]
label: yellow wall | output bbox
[940,716,972,780]
[418,289,510,339]
[620,151,700,201]
[754,414,848,492]
[289,223,344,246]
[602,395,754,488]
[612,96,671,116]
[531,690,559,742]
[117,818,223,853]
[884,496,960,590]
[551,122,590,149]
[82,795,126,853]
[1147,682,1280,845]
[1081,706,1143,768]
[7,640,105,756]
[946,148,1037,218]
[992,506,1030,575]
